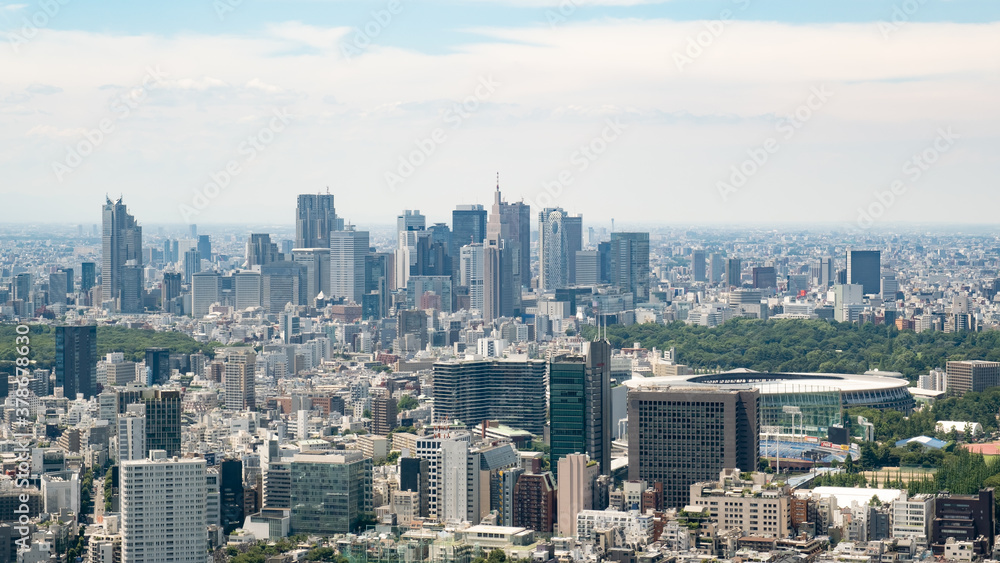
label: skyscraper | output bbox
[120,264,144,313]
[102,197,143,311]
[452,204,487,248]
[80,262,96,293]
[220,459,245,534]
[291,248,331,304]
[55,325,97,399]
[121,451,206,563]
[197,235,211,262]
[225,349,256,411]
[609,232,650,301]
[725,257,742,288]
[330,227,369,305]
[550,339,611,477]
[460,243,485,312]
[539,208,579,290]
[141,389,181,457]
[144,348,170,386]
[693,250,707,282]
[847,249,881,295]
[626,382,759,509]
[183,249,201,283]
[752,266,778,289]
[371,395,398,436]
[48,271,68,306]
[117,406,146,462]
[246,233,280,267]
[191,271,220,318]
[295,192,341,249]
[431,357,546,433]
[483,187,523,320]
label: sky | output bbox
[1,0,998,230]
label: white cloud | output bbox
[0,18,996,226]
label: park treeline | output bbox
[0,324,220,372]
[586,318,1000,379]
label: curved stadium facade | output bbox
[624,369,914,437]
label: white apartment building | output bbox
[121,451,207,563]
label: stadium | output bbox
[623,369,914,466]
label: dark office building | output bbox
[725,258,742,288]
[627,384,759,509]
[141,389,181,457]
[931,489,995,555]
[432,357,547,434]
[58,267,74,295]
[295,193,341,249]
[81,262,96,293]
[55,325,97,399]
[610,232,651,302]
[692,250,706,282]
[144,348,171,386]
[371,395,398,436]
[220,459,245,534]
[752,266,778,289]
[847,250,881,295]
[452,204,487,250]
[550,340,611,477]
[197,235,212,262]
[399,457,430,518]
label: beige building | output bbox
[688,468,791,538]
[556,453,599,537]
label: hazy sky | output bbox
[2,0,998,229]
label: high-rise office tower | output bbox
[330,227,369,305]
[102,197,143,311]
[190,224,197,238]
[183,250,201,283]
[725,257,742,288]
[233,271,262,311]
[483,188,519,320]
[246,234,280,267]
[575,250,600,285]
[197,234,211,262]
[121,451,206,563]
[191,271,220,318]
[161,272,182,311]
[539,208,582,290]
[81,262,96,293]
[291,248,331,304]
[460,243,485,312]
[162,240,173,264]
[693,250,707,282]
[550,339,611,477]
[295,192,341,249]
[431,357,546,433]
[144,348,170,386]
[752,266,778,289]
[412,229,452,277]
[847,249,881,295]
[117,405,146,462]
[819,257,834,286]
[399,457,430,518]
[260,261,306,313]
[141,389,181,457]
[709,253,725,284]
[220,459,245,534]
[120,263,144,314]
[452,204,487,283]
[48,271,68,305]
[225,349,256,411]
[55,325,97,399]
[371,395,398,436]
[363,252,391,320]
[609,232,650,301]
[626,382,759,509]
[58,267,74,294]
[289,452,372,535]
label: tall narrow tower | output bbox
[101,197,142,310]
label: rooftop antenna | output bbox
[611,218,615,233]
[496,171,500,191]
